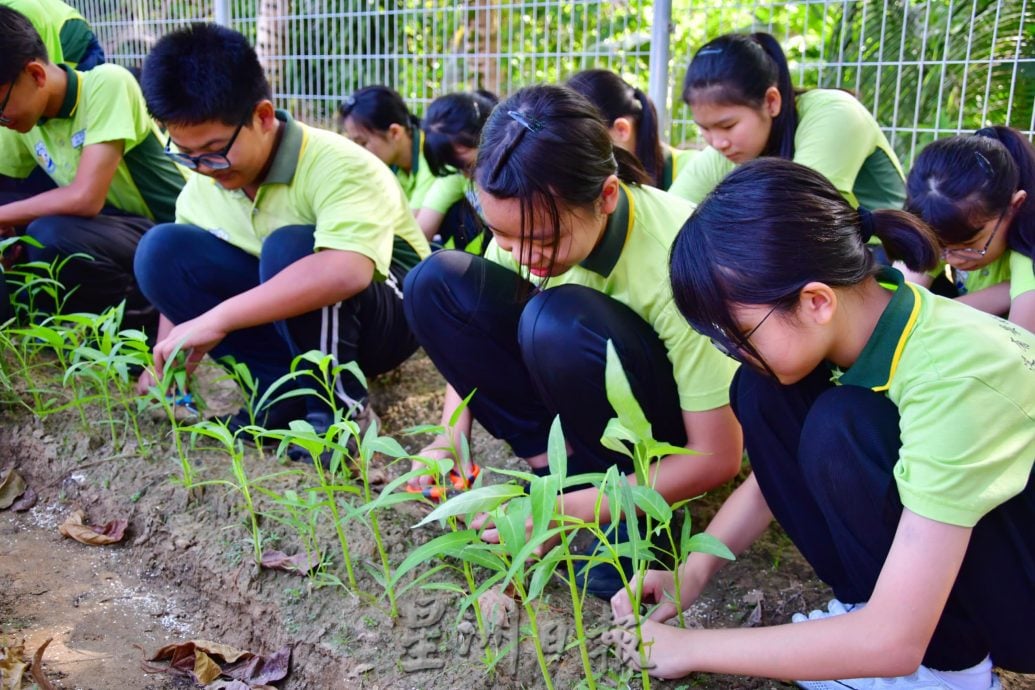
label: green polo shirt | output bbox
[930,250,1035,301]
[0,64,185,222]
[421,172,469,214]
[660,144,699,192]
[393,130,438,210]
[175,110,430,277]
[483,183,737,412]
[836,268,1035,527]
[669,89,906,211]
[3,0,93,67]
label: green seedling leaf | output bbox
[546,414,567,479]
[686,532,736,561]
[600,418,635,458]
[629,485,672,524]
[413,484,525,528]
[360,435,407,459]
[402,423,444,435]
[527,548,565,601]
[604,339,651,441]
[390,529,480,587]
[530,473,560,535]
[645,440,696,458]
[494,495,531,550]
[449,389,476,427]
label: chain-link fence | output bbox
[70,0,1033,167]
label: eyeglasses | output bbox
[0,72,21,126]
[709,303,779,360]
[942,210,1006,261]
[163,115,250,171]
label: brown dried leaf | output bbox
[205,681,253,690]
[58,510,128,545]
[11,487,37,512]
[193,651,222,685]
[259,550,320,575]
[0,468,27,510]
[0,643,27,690]
[223,646,290,684]
[150,640,253,667]
[29,638,56,690]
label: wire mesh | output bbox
[69,0,1033,166]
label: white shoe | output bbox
[796,664,1002,690]
[791,598,865,624]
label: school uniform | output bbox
[392,130,437,211]
[669,89,906,211]
[732,268,1035,671]
[2,0,104,69]
[134,110,431,417]
[404,182,737,476]
[0,64,185,326]
[419,172,488,252]
[929,250,1035,307]
[659,144,699,192]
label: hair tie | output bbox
[341,95,357,112]
[858,206,876,243]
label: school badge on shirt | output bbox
[71,129,86,149]
[34,141,56,174]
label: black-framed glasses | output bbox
[163,115,250,171]
[942,210,1006,261]
[0,72,21,126]
[709,303,780,360]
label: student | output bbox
[403,85,743,598]
[567,69,696,191]
[903,127,1034,332]
[134,24,430,452]
[338,85,436,211]
[1,0,105,70]
[416,91,497,251]
[605,159,1035,689]
[0,5,184,327]
[668,32,905,212]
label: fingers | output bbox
[610,589,634,618]
[599,615,658,673]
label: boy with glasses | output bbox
[0,5,185,326]
[134,23,430,456]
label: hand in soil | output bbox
[152,313,227,379]
[601,614,698,680]
[408,437,458,490]
[611,568,679,622]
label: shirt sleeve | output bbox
[420,174,467,215]
[665,147,732,204]
[655,299,738,411]
[1008,251,1035,300]
[894,375,1035,527]
[81,66,149,151]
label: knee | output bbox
[402,250,476,324]
[518,285,602,378]
[259,225,315,281]
[134,224,198,295]
[24,216,74,258]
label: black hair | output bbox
[682,32,799,159]
[338,85,420,136]
[140,23,271,126]
[906,126,1035,257]
[475,84,651,281]
[0,6,48,85]
[423,91,498,176]
[567,69,665,187]
[670,158,938,375]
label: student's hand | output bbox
[476,512,560,557]
[135,367,158,396]
[611,569,679,621]
[152,313,228,379]
[408,435,459,489]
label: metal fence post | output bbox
[214,0,230,26]
[648,0,674,140]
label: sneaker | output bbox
[796,663,1002,690]
[287,405,380,470]
[791,598,865,623]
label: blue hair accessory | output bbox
[508,110,544,133]
[858,206,876,243]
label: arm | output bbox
[613,510,970,681]
[956,282,1011,316]
[415,207,445,241]
[1007,290,1035,333]
[0,141,123,225]
[152,249,374,376]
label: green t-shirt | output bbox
[393,130,438,211]
[0,64,185,222]
[931,250,1035,301]
[421,173,468,215]
[483,183,738,412]
[837,268,1035,527]
[175,110,431,278]
[2,0,92,67]
[668,89,906,211]
[661,144,700,192]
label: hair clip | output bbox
[342,95,357,111]
[974,151,994,177]
[697,47,724,56]
[508,110,544,133]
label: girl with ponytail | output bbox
[403,85,743,599]
[905,126,1035,332]
[608,158,1035,689]
[670,32,906,214]
[567,69,698,190]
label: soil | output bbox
[1,352,1032,690]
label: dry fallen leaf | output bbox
[146,639,289,687]
[0,642,27,690]
[194,651,223,685]
[11,488,37,513]
[29,638,56,690]
[223,646,290,685]
[0,468,27,510]
[58,510,128,545]
[259,550,320,575]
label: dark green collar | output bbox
[838,267,922,391]
[662,150,674,190]
[579,182,632,277]
[52,64,80,119]
[262,109,304,186]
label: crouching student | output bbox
[135,24,430,454]
[606,159,1035,689]
[0,5,185,326]
[403,85,744,599]
[903,127,1035,332]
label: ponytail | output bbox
[423,91,497,177]
[868,208,939,273]
[976,126,1035,256]
[338,85,417,137]
[683,32,800,159]
[631,87,665,184]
